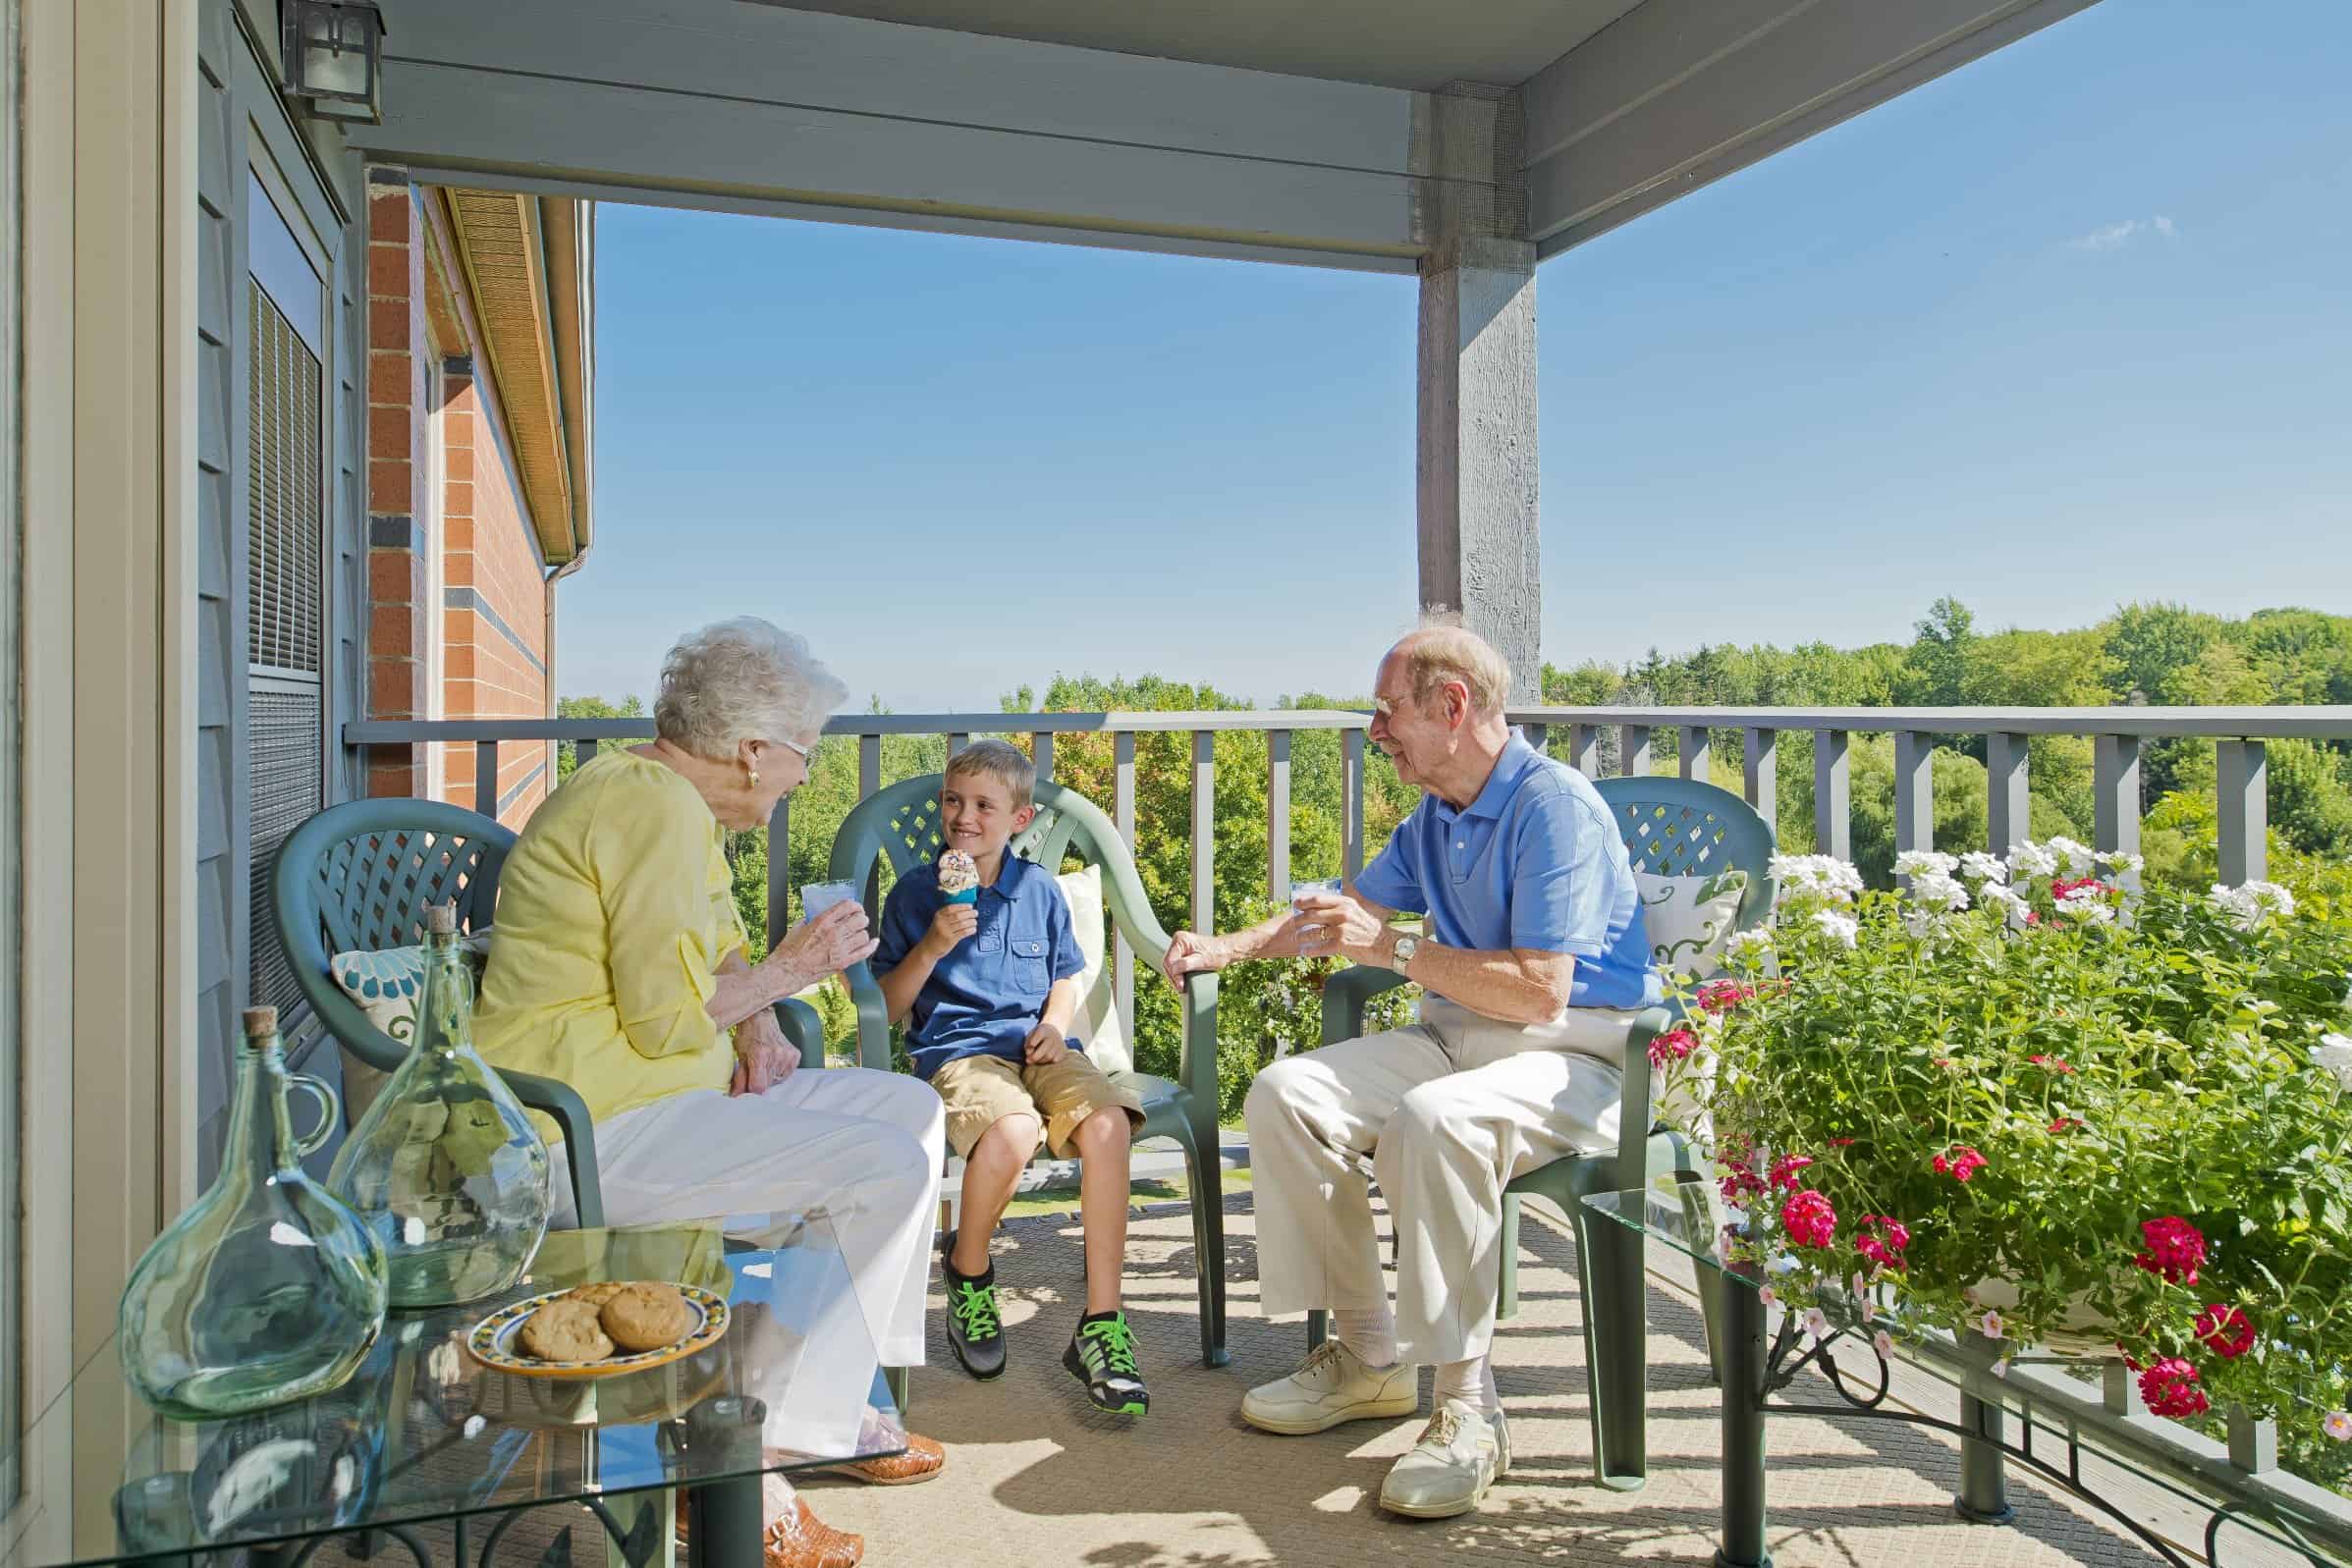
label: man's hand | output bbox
[1162,930,1228,989]
[1292,890,1392,966]
[1022,1022,1068,1065]
[729,1005,800,1097]
[921,903,979,957]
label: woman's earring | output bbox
[746,769,760,787]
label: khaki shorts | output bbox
[930,1051,1145,1160]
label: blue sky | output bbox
[563,0,2351,713]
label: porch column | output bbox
[1415,82,1538,703]
[1417,237,1539,702]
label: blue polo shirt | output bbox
[871,854,1086,1080]
[1353,738,1661,1011]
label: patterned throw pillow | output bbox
[1634,869,1750,983]
[1054,863,1132,1076]
[328,931,494,1122]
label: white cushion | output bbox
[1054,863,1131,1075]
[1634,869,1748,983]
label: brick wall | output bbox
[362,172,560,826]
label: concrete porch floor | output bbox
[801,1193,2176,1567]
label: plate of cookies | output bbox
[466,1280,731,1379]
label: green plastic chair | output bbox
[269,796,828,1233]
[829,774,1230,1367]
[1310,773,1776,1490]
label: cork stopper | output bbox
[425,901,459,937]
[242,1006,279,1038]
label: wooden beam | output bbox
[1523,0,2101,255]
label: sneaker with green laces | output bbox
[1064,1310,1149,1416]
[941,1233,1006,1380]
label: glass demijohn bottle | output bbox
[117,1007,389,1417]
[328,901,552,1306]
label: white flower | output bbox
[2047,837,2097,875]
[1985,885,2033,928]
[1874,1329,1895,1362]
[2056,888,2115,924]
[1724,927,1775,955]
[1812,910,1859,949]
[1895,850,1959,879]
[2209,880,2298,931]
[2006,841,2059,880]
[1959,851,2009,885]
[1802,1307,1832,1343]
[1909,872,1971,913]
[2325,1410,2352,1442]
[2099,849,2144,875]
[1771,854,1863,904]
[1758,1285,1779,1308]
[1993,1357,2011,1379]
[1980,1310,2006,1340]
[2310,1034,2352,1091]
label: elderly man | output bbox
[1164,627,1660,1519]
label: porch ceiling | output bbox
[744,0,1643,92]
[356,0,2100,269]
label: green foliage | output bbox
[1677,852,2352,1487]
[554,693,644,784]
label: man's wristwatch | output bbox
[1389,932,1421,972]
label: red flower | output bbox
[1647,1027,1699,1068]
[2028,1054,2076,1074]
[2051,876,2111,900]
[1856,1216,1911,1270]
[1828,1137,1857,1148]
[2050,1117,2078,1134]
[1768,1153,1814,1192]
[1933,1145,1988,1182]
[2023,910,2041,926]
[1698,981,1757,1014]
[2138,1358,2210,1421]
[2194,1304,2255,1360]
[1933,1057,1959,1071]
[1718,1162,1765,1205]
[2134,1217,2207,1286]
[1780,1189,1837,1250]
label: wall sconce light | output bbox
[281,1,389,126]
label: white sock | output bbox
[1434,1354,1500,1415]
[1332,1303,1398,1369]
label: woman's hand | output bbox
[730,1005,799,1097]
[760,899,879,994]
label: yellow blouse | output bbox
[475,749,748,1137]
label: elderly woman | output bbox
[476,617,944,1568]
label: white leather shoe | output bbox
[1377,1398,1510,1519]
[1239,1339,1420,1435]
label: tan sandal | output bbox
[819,1431,946,1486]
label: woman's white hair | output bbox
[654,617,847,762]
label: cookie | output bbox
[599,1282,694,1353]
[520,1298,614,1362]
[566,1281,629,1308]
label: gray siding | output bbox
[197,0,368,1178]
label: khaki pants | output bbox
[931,1050,1145,1160]
[1243,995,1639,1366]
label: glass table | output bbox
[1583,1182,2352,1568]
[0,1216,903,1568]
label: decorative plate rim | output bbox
[466,1283,730,1379]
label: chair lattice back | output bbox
[314,826,507,954]
[1592,775,1778,930]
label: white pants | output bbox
[1244,996,1638,1366]
[550,1065,945,1370]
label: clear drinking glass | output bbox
[798,880,860,923]
[1291,878,1344,953]
[328,904,552,1308]
[117,1008,388,1418]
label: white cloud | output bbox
[2067,216,2180,251]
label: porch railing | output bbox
[347,702,2352,1032]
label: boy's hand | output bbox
[922,903,979,956]
[1022,1023,1068,1065]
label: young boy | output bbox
[871,739,1151,1415]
